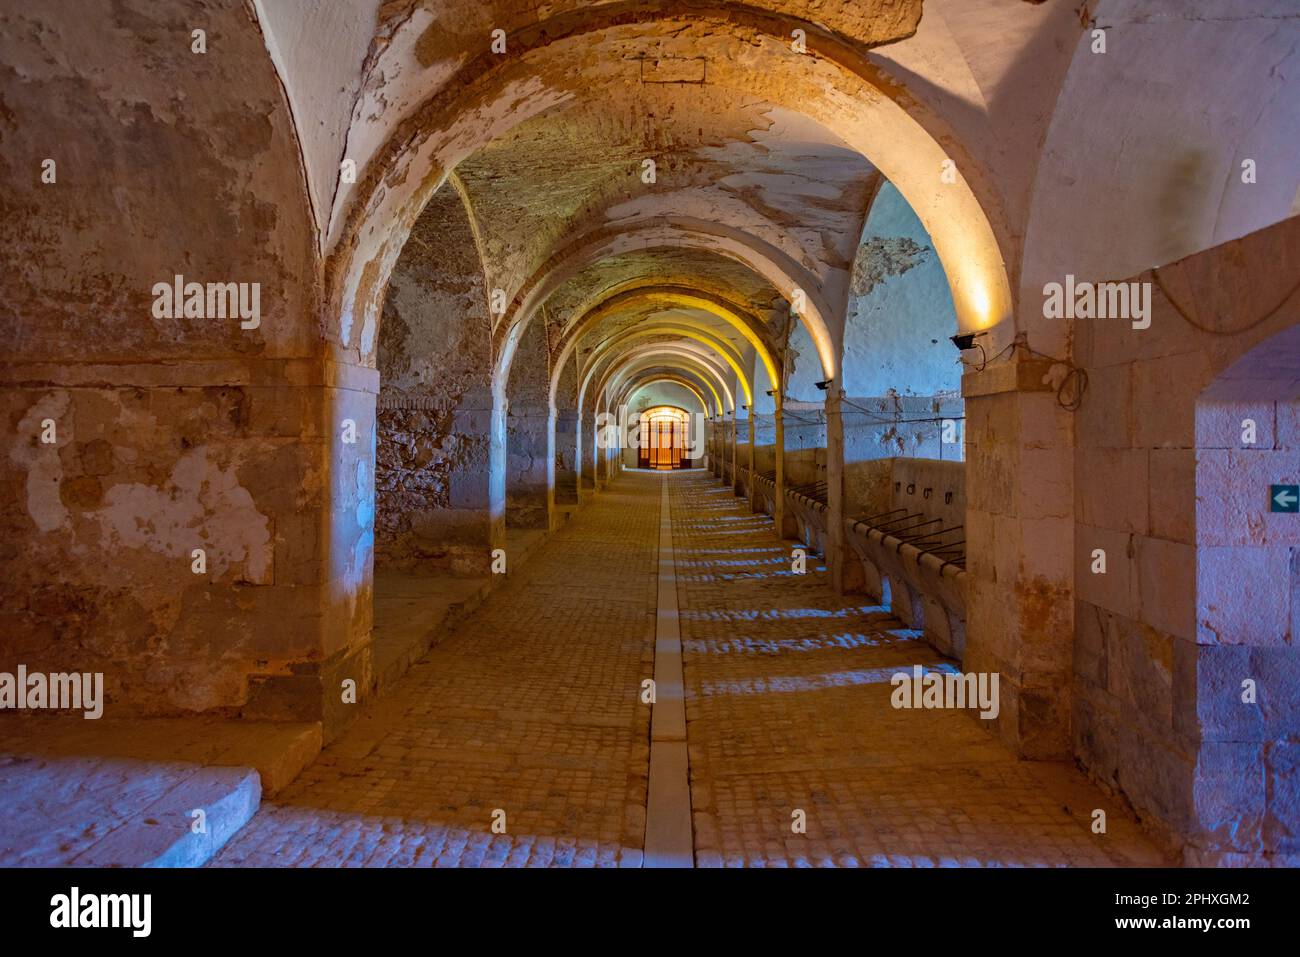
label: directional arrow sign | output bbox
[1270,484,1299,513]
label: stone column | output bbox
[728,413,738,486]
[716,415,725,479]
[603,428,617,482]
[963,353,1073,760]
[551,407,580,507]
[751,409,776,515]
[580,411,598,491]
[732,409,745,497]
[773,405,799,539]
[825,389,865,593]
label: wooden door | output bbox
[650,420,676,469]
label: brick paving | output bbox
[213,469,1168,867]
[212,474,660,867]
[673,472,1167,867]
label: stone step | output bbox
[0,716,321,867]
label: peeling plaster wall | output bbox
[0,2,318,362]
[843,184,962,397]
[840,183,964,511]
[322,0,921,250]
[0,1,324,718]
[1072,215,1300,864]
[784,318,824,402]
[375,187,494,574]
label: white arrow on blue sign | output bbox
[1270,484,1299,513]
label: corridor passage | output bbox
[213,472,1165,867]
[214,476,660,867]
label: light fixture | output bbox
[950,332,987,351]
[765,389,776,396]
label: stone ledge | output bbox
[962,355,1059,398]
[370,523,556,700]
[0,753,260,867]
[0,715,321,798]
[0,716,321,866]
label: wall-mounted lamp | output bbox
[740,404,749,410]
[814,379,832,391]
[765,389,776,397]
[949,331,988,351]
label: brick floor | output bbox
[212,474,660,867]
[213,469,1168,867]
[673,472,1168,867]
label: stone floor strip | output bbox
[643,475,694,867]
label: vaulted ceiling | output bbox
[243,0,1300,412]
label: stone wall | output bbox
[842,396,965,516]
[752,414,777,478]
[506,319,552,529]
[843,183,961,397]
[1072,214,1300,864]
[0,1,322,718]
[781,409,826,488]
[553,354,580,504]
[375,187,493,575]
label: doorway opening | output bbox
[638,406,689,470]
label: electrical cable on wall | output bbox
[960,336,1089,412]
[1152,266,1300,337]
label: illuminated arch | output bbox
[551,284,777,408]
[505,220,817,402]
[601,348,733,414]
[620,375,710,417]
[600,351,731,416]
[580,325,753,408]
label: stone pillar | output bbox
[732,409,745,497]
[506,401,550,529]
[751,409,776,515]
[773,405,798,539]
[246,356,380,744]
[713,416,724,479]
[603,430,617,482]
[963,354,1073,760]
[825,389,865,593]
[728,413,738,486]
[581,411,598,491]
[551,408,580,506]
